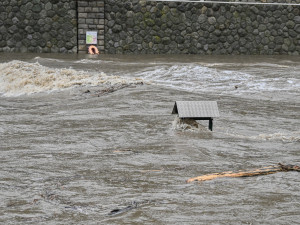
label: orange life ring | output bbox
[88,45,99,55]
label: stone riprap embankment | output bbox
[209,0,300,3]
[0,0,299,55]
[105,0,300,55]
[0,0,77,53]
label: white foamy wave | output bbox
[33,56,66,63]
[256,132,300,142]
[225,130,300,142]
[136,64,252,92]
[75,59,114,64]
[0,60,143,96]
[134,63,300,96]
[203,62,291,69]
[172,117,210,133]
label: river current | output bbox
[0,53,299,224]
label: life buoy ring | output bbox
[88,45,99,55]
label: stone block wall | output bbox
[77,0,105,53]
[104,0,300,55]
[0,0,77,53]
[0,0,299,55]
[209,0,300,3]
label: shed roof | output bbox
[172,101,219,118]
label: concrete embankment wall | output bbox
[77,0,105,53]
[0,0,299,55]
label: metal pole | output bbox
[209,118,213,131]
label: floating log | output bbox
[83,82,144,97]
[108,200,153,216]
[187,163,300,183]
[93,82,143,97]
[108,202,138,216]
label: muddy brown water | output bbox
[0,53,299,224]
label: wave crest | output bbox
[0,60,142,96]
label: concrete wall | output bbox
[77,0,105,53]
[0,0,77,53]
[104,0,300,55]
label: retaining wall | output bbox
[104,0,300,55]
[0,0,77,53]
[209,0,300,2]
[78,0,105,53]
[0,0,299,55]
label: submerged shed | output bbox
[172,101,219,131]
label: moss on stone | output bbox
[233,11,239,18]
[145,18,155,26]
[143,11,151,19]
[153,36,161,44]
[123,45,130,51]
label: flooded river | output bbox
[0,53,299,224]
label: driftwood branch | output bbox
[108,200,153,216]
[84,82,144,97]
[187,163,300,183]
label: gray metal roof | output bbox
[172,101,219,118]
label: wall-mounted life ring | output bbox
[88,45,99,55]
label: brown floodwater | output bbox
[0,53,299,224]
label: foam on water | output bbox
[118,63,300,99]
[256,132,300,142]
[173,117,300,142]
[0,60,143,96]
[76,58,116,64]
[224,130,300,142]
[172,117,209,133]
[25,57,299,101]
[202,62,292,69]
[131,63,300,99]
